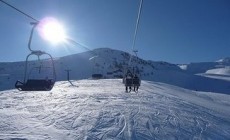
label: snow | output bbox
[206,67,230,76]
[216,57,230,63]
[0,79,229,140]
[178,57,230,75]
[178,64,187,70]
[198,73,230,82]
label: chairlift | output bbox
[123,0,143,92]
[15,22,56,91]
[124,68,141,92]
[90,55,104,79]
[123,50,141,92]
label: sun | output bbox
[38,17,66,44]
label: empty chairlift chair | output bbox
[15,51,56,91]
[15,22,56,91]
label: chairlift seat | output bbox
[125,78,133,86]
[92,74,103,79]
[125,77,141,87]
[133,78,140,86]
[15,79,54,91]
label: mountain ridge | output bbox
[0,48,229,94]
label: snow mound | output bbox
[178,64,188,70]
[0,79,229,139]
[206,67,230,76]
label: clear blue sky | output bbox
[0,0,230,64]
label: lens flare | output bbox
[38,17,66,44]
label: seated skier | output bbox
[133,74,140,92]
[125,71,133,92]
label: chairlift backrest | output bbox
[24,52,56,83]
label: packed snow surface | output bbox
[0,79,229,140]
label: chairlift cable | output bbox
[65,38,94,53]
[128,0,143,67]
[0,0,96,57]
[66,38,112,64]
[0,0,39,22]
[0,0,100,55]
[1,0,121,80]
[132,0,143,52]
[0,0,109,62]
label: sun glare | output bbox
[38,17,66,44]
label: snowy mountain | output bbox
[0,48,230,94]
[0,48,178,90]
[0,79,229,139]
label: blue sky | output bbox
[0,0,230,64]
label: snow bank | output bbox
[206,67,230,76]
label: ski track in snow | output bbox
[0,79,230,140]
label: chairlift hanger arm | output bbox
[28,22,39,52]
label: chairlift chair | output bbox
[15,51,56,91]
[124,62,141,92]
[15,22,56,91]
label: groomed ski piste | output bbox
[0,79,229,140]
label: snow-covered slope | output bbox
[0,79,229,139]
